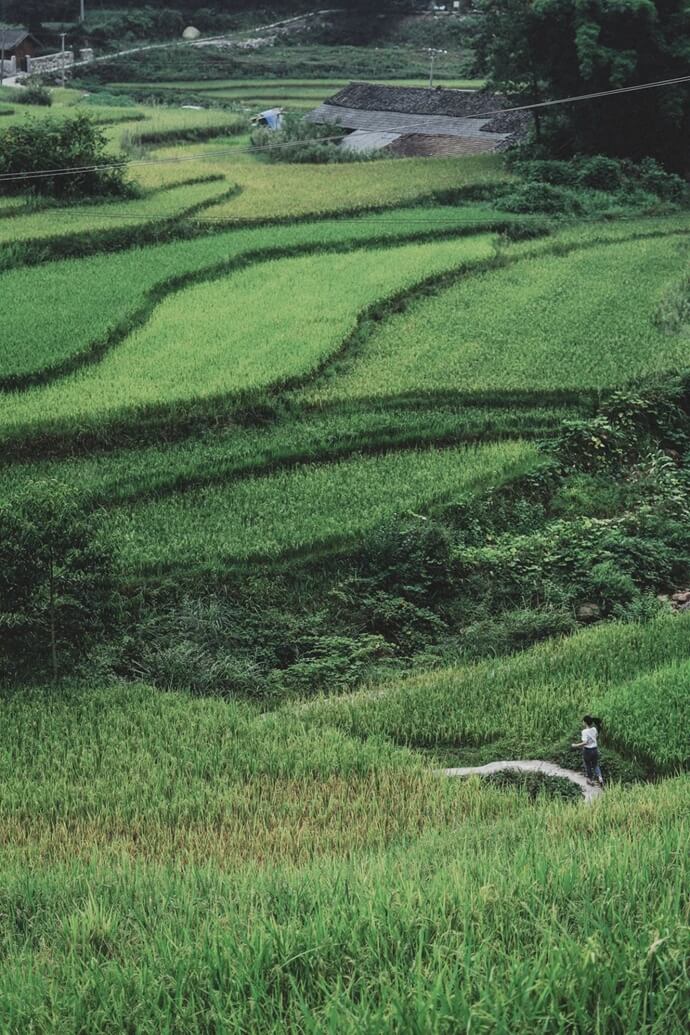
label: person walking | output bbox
[572,715,604,788]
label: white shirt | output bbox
[582,726,598,749]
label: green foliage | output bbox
[16,82,53,108]
[510,155,690,206]
[478,0,690,170]
[0,112,130,200]
[251,114,372,164]
[484,768,582,801]
[496,180,584,214]
[0,486,115,681]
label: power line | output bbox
[1,72,689,185]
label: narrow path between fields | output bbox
[441,760,603,802]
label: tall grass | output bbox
[103,441,538,570]
[304,234,690,404]
[295,613,690,767]
[596,659,690,770]
[0,236,495,440]
[0,774,686,1032]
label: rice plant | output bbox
[304,234,690,404]
[0,208,515,381]
[295,612,690,767]
[0,683,685,1033]
[596,659,690,770]
[103,440,538,570]
[0,236,495,440]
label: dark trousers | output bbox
[583,747,600,781]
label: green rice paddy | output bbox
[304,233,690,402]
[1,83,689,1034]
[0,236,495,440]
[104,440,538,570]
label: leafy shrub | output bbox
[484,770,582,802]
[362,520,456,601]
[79,90,137,108]
[511,158,579,186]
[0,112,132,199]
[457,608,577,661]
[0,485,116,680]
[267,634,391,699]
[629,157,689,203]
[496,181,584,214]
[17,82,52,107]
[252,114,375,165]
[508,154,690,208]
[574,155,624,191]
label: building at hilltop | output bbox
[0,28,41,76]
[306,82,528,157]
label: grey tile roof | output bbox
[310,83,531,139]
[307,104,509,142]
[0,29,35,51]
[326,82,498,119]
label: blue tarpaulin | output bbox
[260,109,284,130]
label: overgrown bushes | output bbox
[0,485,116,681]
[496,154,690,214]
[102,376,690,701]
[0,112,132,199]
[17,82,53,107]
[251,114,374,164]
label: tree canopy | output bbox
[478,0,690,171]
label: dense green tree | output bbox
[478,0,690,170]
[0,486,116,682]
[0,112,131,199]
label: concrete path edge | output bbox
[440,759,603,802]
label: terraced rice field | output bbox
[296,613,690,769]
[196,151,507,221]
[0,206,519,383]
[0,674,687,1031]
[0,176,232,251]
[2,88,690,1034]
[0,236,495,441]
[104,440,537,570]
[303,233,690,402]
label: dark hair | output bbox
[583,715,594,725]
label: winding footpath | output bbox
[441,760,603,803]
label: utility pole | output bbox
[427,48,448,90]
[60,32,67,87]
[0,0,4,88]
[80,0,85,24]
